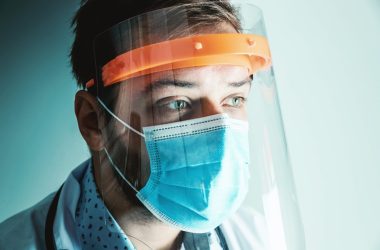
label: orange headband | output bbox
[86,33,271,89]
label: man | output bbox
[0,0,302,249]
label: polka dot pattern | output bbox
[75,166,135,250]
[74,164,223,250]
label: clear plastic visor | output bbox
[90,1,305,249]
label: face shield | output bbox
[87,1,305,249]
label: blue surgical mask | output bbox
[98,98,250,233]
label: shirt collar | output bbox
[75,163,135,250]
[73,160,223,250]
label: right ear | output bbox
[74,90,104,151]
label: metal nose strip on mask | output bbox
[97,97,146,138]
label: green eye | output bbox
[232,97,241,106]
[168,100,189,110]
[227,96,245,107]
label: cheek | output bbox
[224,106,248,121]
[106,128,151,189]
[139,141,151,187]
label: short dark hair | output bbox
[69,0,240,89]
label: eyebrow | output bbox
[144,76,252,92]
[228,77,253,87]
[146,79,197,92]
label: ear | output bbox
[75,90,104,151]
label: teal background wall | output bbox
[0,0,379,249]
[0,0,89,223]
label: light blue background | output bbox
[0,0,379,250]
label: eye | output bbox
[155,97,192,113]
[224,96,246,108]
[168,100,190,111]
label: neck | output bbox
[92,153,182,250]
[116,209,183,250]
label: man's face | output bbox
[112,65,251,125]
[100,64,252,204]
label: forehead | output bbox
[151,65,249,83]
[120,65,250,93]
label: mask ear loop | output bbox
[97,97,143,193]
[97,97,142,232]
[101,148,154,248]
[97,97,146,138]
[103,146,139,194]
